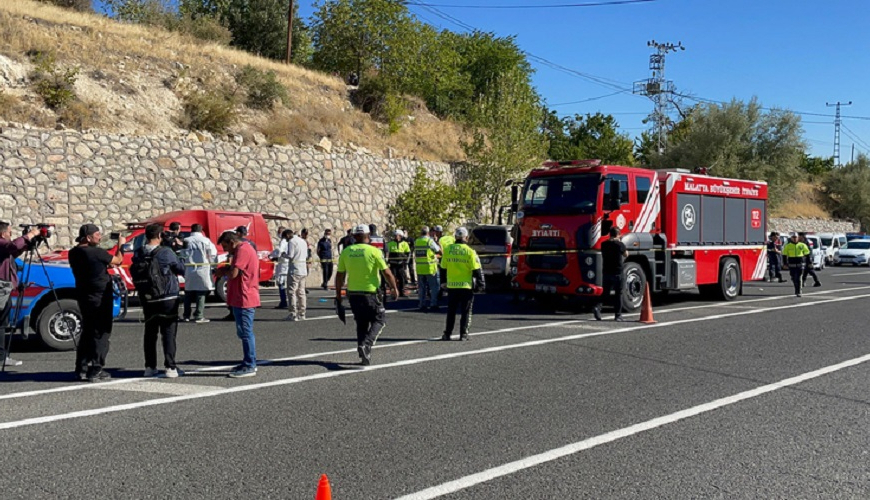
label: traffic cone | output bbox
[638,282,656,324]
[315,474,332,500]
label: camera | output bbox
[110,232,121,240]
[20,223,54,242]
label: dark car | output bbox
[468,224,514,289]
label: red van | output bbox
[48,210,287,302]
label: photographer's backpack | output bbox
[131,247,171,301]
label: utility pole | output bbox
[826,100,852,166]
[634,40,685,154]
[285,0,295,64]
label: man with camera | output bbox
[0,222,41,368]
[161,221,184,253]
[68,224,125,382]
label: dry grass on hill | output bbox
[0,0,466,161]
[771,182,830,219]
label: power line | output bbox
[675,92,870,122]
[406,0,656,9]
[549,90,630,106]
[842,124,870,153]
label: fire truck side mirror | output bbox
[606,179,622,211]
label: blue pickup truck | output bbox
[10,258,126,351]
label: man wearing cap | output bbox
[415,226,441,312]
[68,224,126,381]
[439,227,484,341]
[334,224,399,365]
[386,230,411,297]
[317,228,335,290]
[782,232,810,297]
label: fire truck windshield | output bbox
[520,174,599,214]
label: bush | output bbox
[181,88,238,134]
[234,66,289,110]
[29,51,79,110]
[58,100,103,130]
[36,0,92,12]
[353,76,408,134]
[174,14,233,45]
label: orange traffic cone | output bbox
[638,282,656,324]
[315,474,332,500]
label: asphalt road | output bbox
[2,268,870,499]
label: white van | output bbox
[818,233,847,265]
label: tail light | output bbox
[505,242,512,257]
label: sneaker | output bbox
[195,318,210,324]
[796,293,802,298]
[144,367,160,377]
[431,305,440,312]
[165,368,180,378]
[614,316,626,322]
[285,314,298,322]
[459,334,470,341]
[181,317,191,323]
[778,278,786,283]
[593,308,602,321]
[359,345,372,366]
[274,304,288,309]
[75,371,88,381]
[231,364,258,373]
[299,315,307,321]
[420,306,429,313]
[814,282,822,287]
[228,366,257,378]
[3,356,23,367]
[87,370,112,382]
[441,333,451,341]
[220,313,234,321]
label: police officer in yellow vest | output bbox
[439,227,485,341]
[387,230,411,297]
[415,226,441,312]
[335,224,399,365]
[782,232,810,297]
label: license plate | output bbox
[535,284,557,293]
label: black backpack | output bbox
[131,247,171,301]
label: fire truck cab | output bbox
[511,160,768,311]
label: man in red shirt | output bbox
[216,231,260,378]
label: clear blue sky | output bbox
[292,0,870,159]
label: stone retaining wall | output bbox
[0,124,452,249]
[769,217,859,235]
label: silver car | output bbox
[468,225,514,289]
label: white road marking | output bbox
[2,285,869,402]
[0,293,867,431]
[831,270,870,277]
[92,381,218,396]
[395,350,870,500]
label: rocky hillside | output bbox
[0,0,465,161]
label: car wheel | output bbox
[36,299,82,351]
[214,276,228,303]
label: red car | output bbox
[46,210,287,302]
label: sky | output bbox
[291,0,870,159]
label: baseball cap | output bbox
[455,227,469,238]
[235,225,248,236]
[434,225,443,232]
[395,229,403,237]
[75,224,100,243]
[352,224,370,235]
[421,225,429,232]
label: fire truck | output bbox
[510,160,768,311]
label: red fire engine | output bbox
[510,160,768,311]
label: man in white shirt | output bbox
[183,224,218,323]
[270,229,292,309]
[285,229,309,321]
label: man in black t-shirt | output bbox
[594,227,629,322]
[68,224,125,382]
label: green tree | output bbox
[800,154,835,178]
[823,155,870,230]
[388,167,472,234]
[545,112,634,165]
[461,66,547,222]
[646,98,807,206]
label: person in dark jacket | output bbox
[594,227,629,322]
[317,228,335,290]
[133,224,185,378]
[798,233,822,288]
[0,222,40,368]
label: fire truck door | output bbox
[603,173,631,234]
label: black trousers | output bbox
[390,263,407,294]
[75,285,114,374]
[789,265,804,295]
[143,298,179,369]
[768,254,782,280]
[407,256,416,284]
[445,289,474,336]
[321,261,334,287]
[596,274,624,316]
[348,294,385,348]
[802,260,820,284]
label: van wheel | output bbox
[36,299,82,351]
[621,262,646,312]
[714,258,741,301]
[215,276,228,303]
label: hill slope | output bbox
[0,0,464,161]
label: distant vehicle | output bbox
[44,210,288,302]
[12,259,125,351]
[818,233,847,265]
[835,240,870,267]
[846,232,869,241]
[467,224,514,289]
[804,234,824,270]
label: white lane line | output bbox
[396,350,870,500]
[1,293,867,431]
[2,285,868,401]
[831,270,870,277]
[92,381,218,396]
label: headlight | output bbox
[586,270,595,280]
[584,256,594,266]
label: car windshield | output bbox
[846,241,870,250]
[470,228,509,246]
[520,174,599,214]
[821,237,833,246]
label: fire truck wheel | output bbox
[715,258,741,301]
[214,276,229,303]
[621,262,646,312]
